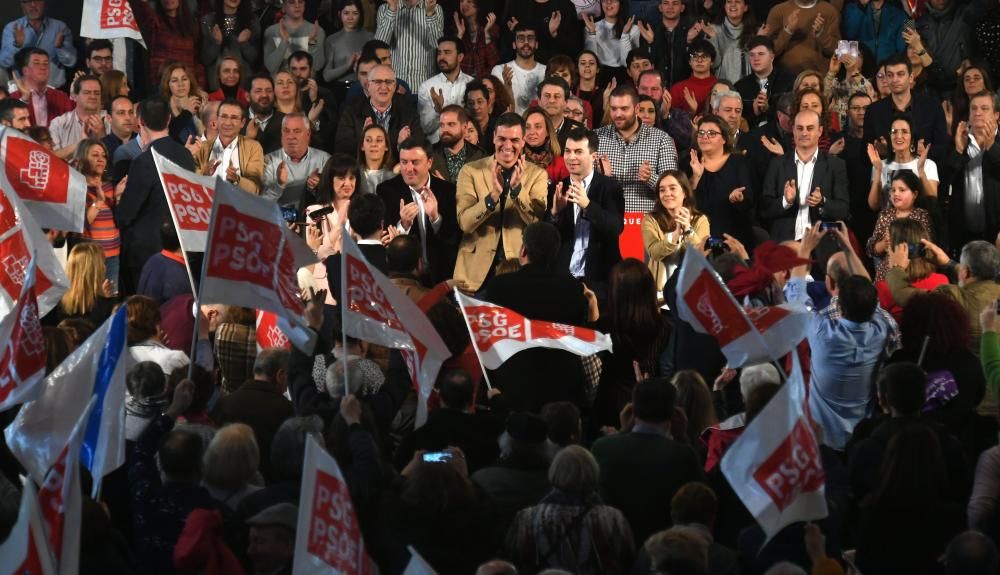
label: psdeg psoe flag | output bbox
[720,353,827,543]
[200,178,317,352]
[0,181,69,318]
[0,259,47,412]
[38,397,94,575]
[152,148,215,253]
[0,482,57,575]
[80,0,147,48]
[5,307,130,498]
[455,291,613,369]
[341,232,450,427]
[256,310,292,353]
[0,127,88,233]
[294,435,375,575]
[676,248,809,367]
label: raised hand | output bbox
[828,137,845,155]
[916,139,931,173]
[729,186,746,204]
[422,187,440,221]
[306,78,319,103]
[238,28,252,43]
[397,124,411,145]
[306,168,321,190]
[675,206,691,232]
[245,117,259,139]
[430,87,444,112]
[184,135,199,158]
[453,11,466,38]
[806,186,823,207]
[279,19,289,42]
[623,15,636,34]
[828,54,841,76]
[702,22,717,38]
[399,198,419,229]
[548,11,562,37]
[276,160,289,186]
[761,135,784,155]
[753,91,769,116]
[13,24,24,48]
[551,181,568,215]
[55,30,65,49]
[955,120,969,154]
[568,179,590,209]
[583,13,597,35]
[660,89,673,118]
[309,19,321,41]
[484,12,497,35]
[597,154,612,176]
[115,176,128,199]
[784,178,797,204]
[637,160,652,184]
[812,13,825,35]
[308,99,324,123]
[638,20,655,44]
[502,64,514,86]
[689,149,704,180]
[507,16,519,31]
[784,8,800,31]
[211,24,223,45]
[683,87,698,113]
[686,22,702,43]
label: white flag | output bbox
[455,291,612,369]
[0,482,57,575]
[676,248,809,367]
[0,179,69,318]
[293,435,376,575]
[0,127,88,233]
[200,178,317,353]
[0,258,47,411]
[80,0,147,48]
[6,306,130,497]
[402,546,438,575]
[341,232,450,427]
[152,148,215,253]
[720,353,828,543]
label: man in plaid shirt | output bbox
[595,84,678,214]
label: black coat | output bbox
[760,151,850,242]
[334,94,424,158]
[483,263,590,412]
[735,68,795,128]
[946,139,1000,244]
[548,173,625,297]
[376,174,459,284]
[863,92,950,163]
[250,110,285,155]
[116,136,194,295]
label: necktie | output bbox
[415,186,429,263]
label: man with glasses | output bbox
[83,39,114,78]
[0,0,76,90]
[491,25,546,114]
[863,53,949,162]
[334,64,423,156]
[735,36,794,128]
[193,99,264,195]
[668,40,718,115]
[49,75,108,160]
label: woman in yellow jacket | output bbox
[642,170,711,292]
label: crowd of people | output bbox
[3,0,1000,573]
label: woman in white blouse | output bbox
[867,115,939,211]
[583,0,640,72]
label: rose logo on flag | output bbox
[265,325,288,349]
[19,151,50,192]
[751,419,825,511]
[18,302,44,358]
[307,469,364,571]
[2,254,28,288]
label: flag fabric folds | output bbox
[152,149,216,253]
[0,259,47,411]
[676,248,809,367]
[455,291,613,370]
[0,481,58,575]
[80,0,147,47]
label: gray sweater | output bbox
[262,20,326,75]
[323,28,374,83]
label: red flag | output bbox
[201,179,316,353]
[341,232,450,427]
[455,291,612,369]
[0,127,88,233]
[0,184,68,319]
[80,0,147,48]
[676,248,808,367]
[0,482,57,575]
[0,259,46,411]
[720,353,827,543]
[152,149,215,252]
[293,435,376,575]
[255,310,292,353]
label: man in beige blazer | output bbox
[455,112,548,293]
[192,98,264,194]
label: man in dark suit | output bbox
[245,73,285,155]
[549,125,624,302]
[116,97,195,296]
[377,138,459,284]
[761,109,849,244]
[537,77,583,149]
[333,65,424,158]
[325,193,389,304]
[484,222,593,412]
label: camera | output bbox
[706,236,728,255]
[280,205,300,224]
[820,221,840,231]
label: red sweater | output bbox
[669,75,718,115]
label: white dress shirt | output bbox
[569,171,595,278]
[782,148,819,240]
[209,137,241,180]
[417,70,474,143]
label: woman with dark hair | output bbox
[583,0,639,73]
[465,80,495,152]
[875,219,949,321]
[576,50,605,126]
[323,0,374,86]
[594,259,670,427]
[947,64,994,135]
[642,170,710,291]
[705,0,759,84]
[888,292,984,452]
[522,106,570,198]
[200,0,260,91]
[100,70,131,111]
[856,424,966,574]
[867,170,934,281]
[672,370,718,447]
[159,63,205,145]
[305,154,359,304]
[482,75,514,123]
[73,139,124,288]
[867,115,939,210]
[133,0,206,89]
[207,56,250,108]
[126,295,192,376]
[795,87,841,153]
[454,0,500,79]
[357,124,396,195]
[688,114,753,249]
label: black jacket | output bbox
[863,93,950,163]
[116,136,194,295]
[735,68,795,128]
[249,109,285,155]
[946,137,1000,243]
[376,174,460,283]
[334,94,425,158]
[548,172,625,297]
[643,20,692,87]
[760,150,850,242]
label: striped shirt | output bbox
[596,123,678,213]
[83,183,120,258]
[375,1,444,89]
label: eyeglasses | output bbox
[690,53,711,61]
[90,56,113,63]
[566,109,584,118]
[369,79,396,86]
[696,130,722,138]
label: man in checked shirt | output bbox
[595,84,678,258]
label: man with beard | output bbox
[455,112,548,294]
[432,105,486,183]
[418,35,473,144]
[244,73,284,154]
[287,50,337,148]
[377,137,459,283]
[491,25,546,115]
[334,64,423,157]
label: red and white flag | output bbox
[455,291,613,369]
[0,127,88,233]
[0,259,47,411]
[341,232,450,427]
[720,353,827,543]
[152,149,215,253]
[293,435,376,575]
[0,481,57,575]
[38,397,94,575]
[256,310,291,353]
[0,183,69,318]
[80,0,146,48]
[677,248,808,368]
[201,179,317,353]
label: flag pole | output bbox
[188,217,215,380]
[453,287,493,390]
[341,224,350,398]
